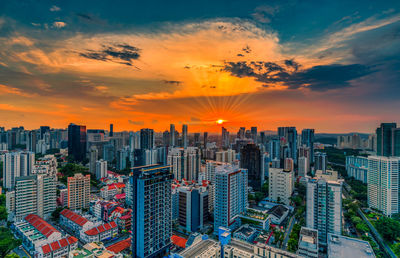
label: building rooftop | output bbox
[171,235,188,248]
[106,237,131,253]
[268,205,289,219]
[41,236,78,254]
[298,227,318,251]
[84,221,117,236]
[61,209,89,227]
[234,225,257,238]
[327,233,375,258]
[179,239,219,257]
[25,214,60,238]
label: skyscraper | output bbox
[140,128,154,150]
[301,129,315,162]
[240,143,263,190]
[67,173,90,210]
[89,146,98,174]
[203,132,208,148]
[129,165,173,258]
[251,127,257,143]
[306,178,342,247]
[167,147,201,181]
[314,152,327,172]
[367,156,400,216]
[182,124,188,148]
[109,123,114,137]
[170,124,175,147]
[3,152,21,189]
[68,123,87,162]
[222,127,229,149]
[214,164,248,234]
[269,168,294,205]
[20,151,35,177]
[95,159,107,180]
[376,123,398,156]
[278,127,298,164]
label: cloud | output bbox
[0,84,33,97]
[162,80,182,86]
[128,120,144,125]
[191,117,200,121]
[224,61,373,91]
[79,43,141,67]
[252,5,279,23]
[50,5,61,12]
[52,21,67,29]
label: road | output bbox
[282,215,296,249]
[12,245,31,258]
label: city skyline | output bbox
[0,1,399,132]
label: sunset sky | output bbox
[0,0,399,133]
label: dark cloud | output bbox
[242,45,251,53]
[79,43,140,67]
[224,60,373,91]
[76,13,93,21]
[191,117,200,121]
[162,80,182,86]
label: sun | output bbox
[216,119,225,125]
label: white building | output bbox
[368,156,400,216]
[298,156,309,177]
[95,159,107,180]
[215,149,236,164]
[3,152,21,189]
[269,168,294,205]
[168,147,201,181]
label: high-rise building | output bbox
[297,227,318,258]
[89,146,98,174]
[177,184,209,232]
[20,151,35,177]
[367,156,400,216]
[27,130,37,152]
[215,149,236,164]
[251,127,257,143]
[306,178,342,247]
[314,152,327,172]
[214,164,248,234]
[268,138,280,160]
[167,147,201,181]
[376,123,396,156]
[129,165,173,258]
[260,131,265,145]
[278,127,298,164]
[67,173,90,210]
[203,132,208,148]
[238,127,245,139]
[3,152,21,189]
[109,123,114,137]
[95,159,107,180]
[346,156,368,183]
[240,144,263,191]
[269,168,294,205]
[194,133,201,148]
[301,129,315,162]
[222,127,229,149]
[14,174,56,221]
[170,124,175,147]
[182,124,188,148]
[298,156,309,177]
[140,128,154,150]
[68,123,87,162]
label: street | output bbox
[282,215,296,249]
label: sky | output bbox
[0,0,399,133]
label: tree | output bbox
[0,227,22,257]
[5,253,20,258]
[356,223,369,234]
[374,217,400,241]
[51,207,64,221]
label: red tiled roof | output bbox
[41,236,78,255]
[84,221,117,236]
[106,238,131,253]
[60,209,89,227]
[25,214,60,238]
[171,235,187,248]
[115,193,126,199]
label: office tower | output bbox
[140,128,154,150]
[368,156,400,216]
[376,123,400,156]
[170,124,176,146]
[96,159,107,180]
[215,149,236,164]
[14,174,56,221]
[203,132,208,147]
[194,133,200,148]
[156,146,167,165]
[214,164,248,234]
[117,147,130,170]
[297,227,318,258]
[251,127,257,143]
[346,156,368,183]
[278,127,298,164]
[89,146,98,174]
[144,148,158,165]
[182,124,188,148]
[3,152,20,189]
[177,184,209,232]
[222,127,229,149]
[260,131,265,145]
[110,123,114,137]
[27,130,37,152]
[240,144,263,190]
[103,143,115,162]
[268,138,280,160]
[269,168,294,205]
[238,127,245,139]
[40,126,50,139]
[301,129,315,162]
[168,147,201,181]
[306,178,342,247]
[314,152,327,172]
[67,173,90,210]
[68,123,87,162]
[129,165,173,258]
[20,151,35,177]
[298,156,309,177]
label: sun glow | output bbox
[216,119,225,125]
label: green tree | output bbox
[374,217,400,241]
[356,222,369,234]
[5,253,20,258]
[0,227,22,257]
[51,207,64,221]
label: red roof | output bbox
[84,221,117,236]
[106,238,131,253]
[171,235,187,248]
[25,214,60,238]
[41,236,78,255]
[60,209,89,227]
[115,193,126,199]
